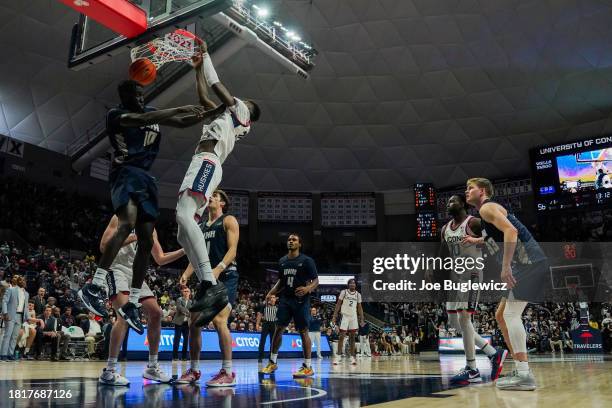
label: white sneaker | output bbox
[143,364,172,383]
[333,356,341,365]
[99,368,130,386]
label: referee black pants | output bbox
[258,322,276,361]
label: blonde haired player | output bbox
[331,278,364,365]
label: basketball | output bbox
[128,58,156,85]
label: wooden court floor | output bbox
[0,354,610,407]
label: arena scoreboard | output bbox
[530,136,612,211]
[415,183,437,240]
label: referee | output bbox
[256,295,278,363]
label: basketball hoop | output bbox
[130,29,203,69]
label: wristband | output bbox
[218,261,227,270]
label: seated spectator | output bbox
[33,306,70,360]
[550,329,563,353]
[81,312,102,357]
[60,306,75,328]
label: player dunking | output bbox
[174,41,260,327]
[177,190,239,386]
[331,278,364,365]
[439,195,504,385]
[260,234,319,378]
[466,178,549,391]
[79,80,216,333]
[97,216,185,385]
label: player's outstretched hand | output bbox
[461,235,480,245]
[295,286,309,297]
[192,52,203,69]
[178,105,207,117]
[179,273,189,287]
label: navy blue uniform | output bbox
[200,215,238,306]
[276,253,318,330]
[480,199,548,301]
[107,106,161,220]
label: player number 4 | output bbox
[287,276,294,287]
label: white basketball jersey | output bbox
[199,98,251,164]
[340,289,361,317]
[442,216,482,260]
[111,238,136,268]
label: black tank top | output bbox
[200,215,237,270]
[480,199,546,265]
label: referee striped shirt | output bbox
[261,305,278,323]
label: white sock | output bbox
[25,347,29,353]
[270,353,278,364]
[467,359,477,370]
[107,357,118,371]
[148,354,158,367]
[128,288,141,304]
[481,344,497,357]
[516,361,529,375]
[92,267,108,287]
[176,193,216,284]
[222,360,232,372]
[304,358,311,368]
[191,359,200,371]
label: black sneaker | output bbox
[78,283,109,318]
[118,302,144,334]
[191,281,228,327]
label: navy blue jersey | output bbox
[200,215,237,270]
[278,253,318,298]
[107,106,161,171]
[480,199,546,265]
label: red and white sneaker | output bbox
[176,368,201,384]
[206,369,236,387]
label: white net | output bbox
[130,29,199,68]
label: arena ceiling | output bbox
[3,0,612,192]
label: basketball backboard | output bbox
[68,0,232,70]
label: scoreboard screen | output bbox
[415,183,437,240]
[415,183,436,210]
[416,212,438,240]
[530,136,612,211]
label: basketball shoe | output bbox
[118,302,144,334]
[495,370,536,391]
[206,369,236,387]
[190,281,229,327]
[450,366,482,385]
[293,364,314,378]
[79,283,109,318]
[176,368,201,384]
[260,361,278,374]
[489,348,508,381]
[143,364,172,383]
[99,368,130,386]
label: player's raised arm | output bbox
[193,43,218,110]
[119,105,205,127]
[150,230,186,266]
[198,40,236,107]
[159,104,225,129]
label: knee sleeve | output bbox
[502,301,528,354]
